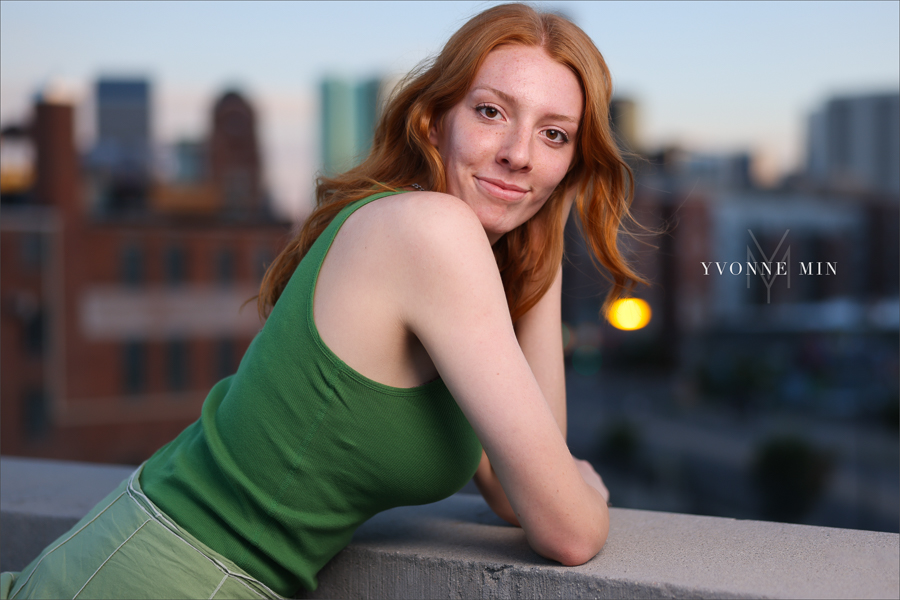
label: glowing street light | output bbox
[607,297,651,331]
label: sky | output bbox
[2,1,898,219]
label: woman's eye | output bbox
[477,105,501,119]
[545,129,569,143]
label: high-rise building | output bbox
[355,77,384,162]
[807,92,900,196]
[96,80,151,165]
[321,78,357,175]
[209,91,264,217]
[173,140,207,185]
[320,76,387,175]
[91,78,152,211]
[609,97,640,153]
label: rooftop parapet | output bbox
[2,456,897,599]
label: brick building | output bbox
[1,93,291,464]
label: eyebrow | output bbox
[473,86,580,125]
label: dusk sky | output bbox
[2,1,898,219]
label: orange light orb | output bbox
[608,298,652,331]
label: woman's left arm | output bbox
[518,187,578,435]
[520,186,578,438]
[473,191,608,524]
[472,265,567,525]
[474,263,609,523]
[516,265,568,437]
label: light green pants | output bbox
[0,466,282,600]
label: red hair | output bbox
[258,3,646,321]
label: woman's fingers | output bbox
[575,459,610,503]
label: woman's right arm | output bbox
[392,194,609,565]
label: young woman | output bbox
[2,4,644,598]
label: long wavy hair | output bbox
[258,3,646,322]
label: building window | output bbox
[123,340,146,395]
[19,233,43,269]
[165,246,187,286]
[216,248,235,286]
[215,338,235,380]
[167,339,189,391]
[23,388,49,439]
[23,309,44,357]
[121,244,144,286]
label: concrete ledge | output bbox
[2,456,898,599]
[1,456,135,573]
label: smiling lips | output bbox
[475,177,529,202]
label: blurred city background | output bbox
[1,2,898,533]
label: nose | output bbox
[497,126,533,172]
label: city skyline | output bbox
[2,2,896,531]
[2,1,898,219]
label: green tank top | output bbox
[141,191,483,596]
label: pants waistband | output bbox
[125,464,284,600]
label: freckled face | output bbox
[429,45,583,244]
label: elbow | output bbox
[552,530,608,567]
[531,511,609,566]
[558,546,603,567]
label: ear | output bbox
[427,118,441,147]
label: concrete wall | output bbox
[2,456,898,599]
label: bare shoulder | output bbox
[363,191,493,264]
[378,191,484,236]
[374,192,507,333]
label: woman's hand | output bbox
[574,459,609,504]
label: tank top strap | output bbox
[304,190,405,274]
